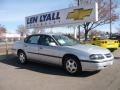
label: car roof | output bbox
[29,33,63,36]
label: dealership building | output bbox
[0,33,20,42]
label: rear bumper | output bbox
[100,44,119,49]
[81,60,113,71]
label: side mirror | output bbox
[49,42,57,46]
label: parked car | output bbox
[83,36,119,52]
[110,34,120,46]
[12,34,114,75]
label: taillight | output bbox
[115,41,118,43]
[101,41,107,44]
[101,41,104,43]
[104,41,107,43]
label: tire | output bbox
[18,51,27,64]
[109,49,115,52]
[63,56,82,75]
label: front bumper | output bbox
[81,60,113,71]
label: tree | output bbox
[0,25,7,35]
[90,29,106,38]
[74,0,119,40]
[32,28,45,34]
[116,27,120,34]
[16,25,29,38]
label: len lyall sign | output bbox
[25,1,98,29]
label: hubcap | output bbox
[19,53,25,63]
[66,59,77,74]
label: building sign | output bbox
[25,1,98,29]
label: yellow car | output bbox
[83,36,119,51]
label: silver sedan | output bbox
[12,34,114,75]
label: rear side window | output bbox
[26,35,40,44]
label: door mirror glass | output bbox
[49,42,57,46]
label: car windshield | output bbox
[52,35,80,46]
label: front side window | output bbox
[27,35,40,44]
[39,35,57,46]
[53,35,79,46]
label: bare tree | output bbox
[74,0,119,40]
[90,29,106,37]
[116,27,120,34]
[0,25,7,35]
[32,28,45,34]
[16,25,29,39]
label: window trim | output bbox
[38,35,59,46]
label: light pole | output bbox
[110,0,112,38]
[77,0,80,8]
[77,0,80,41]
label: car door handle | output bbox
[39,47,43,49]
[24,45,28,47]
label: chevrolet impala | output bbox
[12,34,114,75]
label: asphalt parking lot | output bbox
[0,48,120,90]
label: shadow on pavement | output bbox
[0,54,100,77]
[114,57,120,60]
[0,54,7,60]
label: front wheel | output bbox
[18,51,27,64]
[63,56,82,75]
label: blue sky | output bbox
[0,0,120,33]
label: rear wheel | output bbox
[18,51,27,64]
[63,56,82,75]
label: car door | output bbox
[38,35,62,65]
[24,35,40,60]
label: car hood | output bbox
[66,44,110,54]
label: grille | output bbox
[105,53,112,58]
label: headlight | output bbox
[89,54,104,60]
